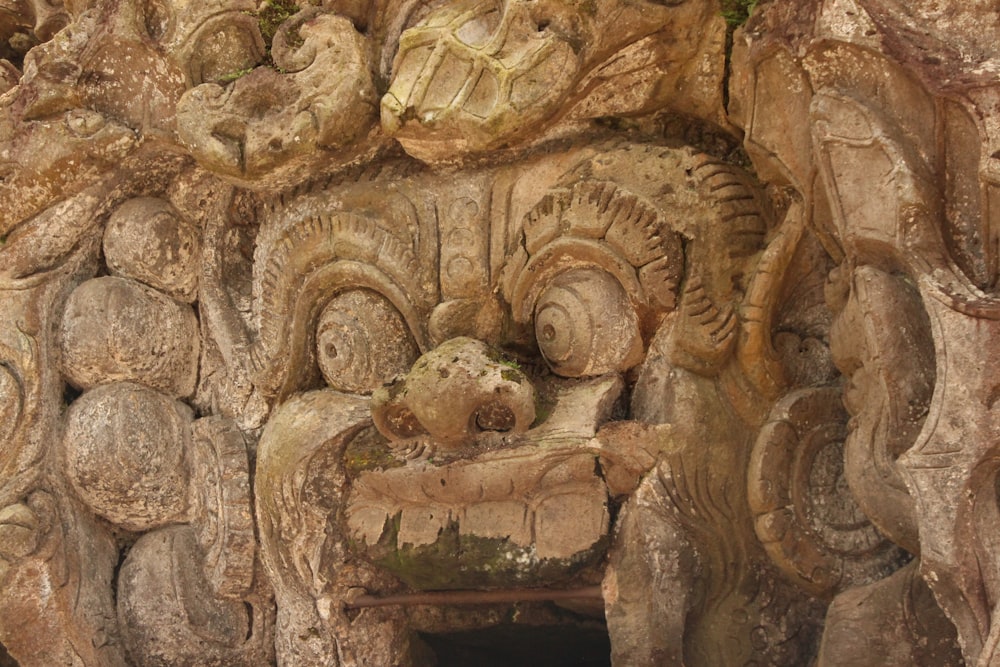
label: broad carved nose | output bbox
[370,337,536,450]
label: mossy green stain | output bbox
[720,0,758,28]
[344,427,405,477]
[531,392,557,428]
[257,0,302,66]
[258,0,299,44]
[500,368,524,384]
[218,66,254,83]
[362,514,607,590]
[383,380,407,401]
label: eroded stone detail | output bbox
[176,10,376,184]
[59,277,200,397]
[734,0,1000,663]
[1,0,995,665]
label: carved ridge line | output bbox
[253,210,422,396]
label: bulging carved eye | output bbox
[316,289,419,394]
[534,268,642,377]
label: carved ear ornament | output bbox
[748,386,910,598]
[188,416,256,599]
[252,211,427,402]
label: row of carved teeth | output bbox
[348,476,608,561]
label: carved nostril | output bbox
[378,337,537,449]
[381,404,426,439]
[474,401,517,432]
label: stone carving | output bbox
[176,9,376,184]
[380,0,729,162]
[59,277,200,397]
[733,0,998,663]
[0,0,996,665]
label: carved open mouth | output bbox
[343,370,626,590]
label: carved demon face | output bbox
[252,140,772,662]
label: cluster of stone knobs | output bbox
[57,197,259,663]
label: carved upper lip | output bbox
[344,374,626,556]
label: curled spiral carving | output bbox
[316,289,419,395]
[252,210,427,401]
[510,177,684,326]
[748,386,908,597]
[534,268,642,377]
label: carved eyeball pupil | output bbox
[475,401,516,432]
[535,301,576,364]
[533,268,641,377]
[317,318,360,377]
[316,289,418,395]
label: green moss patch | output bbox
[721,0,758,28]
[361,514,607,591]
[343,426,406,477]
[258,0,300,45]
[255,0,305,68]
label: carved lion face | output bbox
[252,140,772,660]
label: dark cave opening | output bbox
[0,641,18,667]
[420,623,612,667]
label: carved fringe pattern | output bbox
[686,153,787,392]
[689,154,770,261]
[251,211,425,401]
[511,175,685,327]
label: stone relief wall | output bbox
[0,0,994,665]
